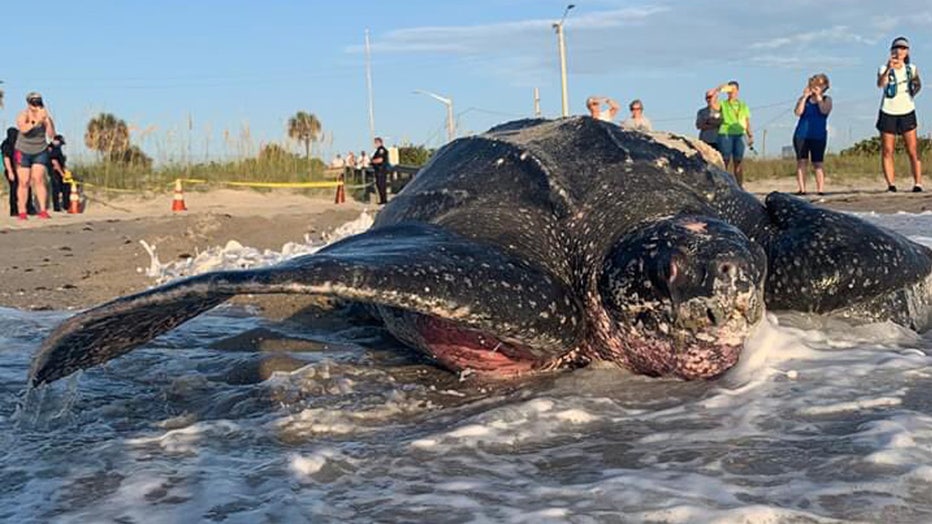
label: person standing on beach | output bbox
[15,92,56,220]
[877,36,923,192]
[48,135,69,211]
[371,137,389,205]
[621,99,653,132]
[695,92,722,151]
[707,81,753,188]
[2,127,36,217]
[792,74,833,196]
[586,96,619,122]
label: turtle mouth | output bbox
[381,310,550,378]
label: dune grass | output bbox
[742,150,931,184]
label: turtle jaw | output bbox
[591,281,765,380]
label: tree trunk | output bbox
[305,139,311,174]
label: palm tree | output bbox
[287,111,322,161]
[85,113,130,159]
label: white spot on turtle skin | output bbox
[495,158,505,166]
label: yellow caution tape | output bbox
[81,182,138,193]
[222,180,342,189]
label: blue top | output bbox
[793,99,828,141]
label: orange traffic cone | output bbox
[334,177,346,204]
[171,179,187,212]
[67,181,81,214]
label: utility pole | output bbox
[365,29,376,143]
[553,4,574,117]
[533,87,541,117]
[413,90,455,143]
[762,129,767,157]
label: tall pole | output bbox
[365,28,376,142]
[553,5,574,117]
[413,90,455,143]
[446,100,455,142]
[533,87,541,117]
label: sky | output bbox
[3,0,930,164]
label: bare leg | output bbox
[796,159,808,193]
[733,160,744,188]
[31,164,48,213]
[902,129,923,188]
[880,132,897,188]
[16,165,30,215]
[813,162,825,193]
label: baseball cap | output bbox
[26,91,43,102]
[53,134,65,145]
[891,36,910,49]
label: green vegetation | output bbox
[398,144,434,166]
[287,111,322,163]
[743,136,931,183]
[72,111,332,193]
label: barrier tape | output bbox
[81,182,138,193]
[76,177,377,193]
[222,180,342,189]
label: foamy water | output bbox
[2,212,932,522]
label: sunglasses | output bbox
[631,106,643,111]
[28,99,44,107]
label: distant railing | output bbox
[344,164,420,202]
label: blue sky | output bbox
[3,1,930,164]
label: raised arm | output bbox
[605,97,620,120]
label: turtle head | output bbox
[597,216,766,379]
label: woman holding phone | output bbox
[792,74,832,195]
[877,36,922,192]
[14,91,56,220]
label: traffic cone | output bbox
[334,177,346,204]
[171,179,187,212]
[67,181,81,214]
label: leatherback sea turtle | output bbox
[29,117,932,386]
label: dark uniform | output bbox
[371,142,389,205]
[47,136,69,212]
[1,127,36,216]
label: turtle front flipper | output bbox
[763,192,932,330]
[30,223,584,386]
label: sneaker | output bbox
[38,210,51,219]
[16,213,27,221]
[888,185,897,193]
[794,190,806,196]
[913,186,923,193]
[817,192,824,196]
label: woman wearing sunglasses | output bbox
[14,92,57,220]
[877,36,922,192]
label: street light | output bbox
[413,89,455,143]
[553,4,574,117]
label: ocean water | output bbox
[3,211,932,523]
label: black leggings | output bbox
[5,170,36,216]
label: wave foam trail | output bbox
[139,210,374,284]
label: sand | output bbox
[1,178,929,312]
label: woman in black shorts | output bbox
[876,36,922,192]
[792,73,832,195]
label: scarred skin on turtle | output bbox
[28,117,932,387]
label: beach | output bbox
[1,179,929,312]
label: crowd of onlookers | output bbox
[330,137,391,205]
[587,36,923,195]
[7,38,922,220]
